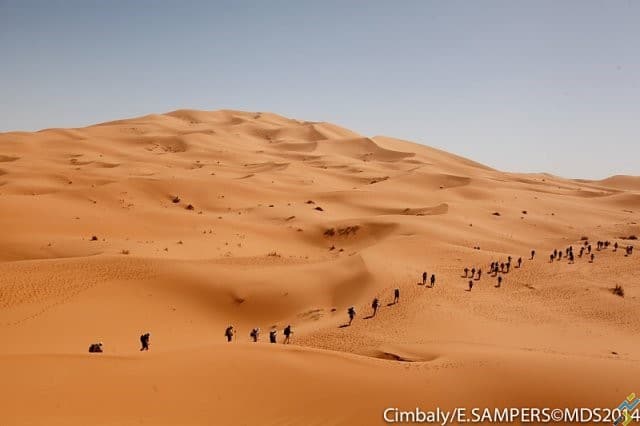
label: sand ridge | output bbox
[0,109,638,425]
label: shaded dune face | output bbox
[0,109,638,425]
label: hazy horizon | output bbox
[1,0,638,180]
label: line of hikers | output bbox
[422,272,436,287]
[345,287,400,326]
[90,239,633,352]
[89,332,150,353]
[549,240,634,264]
[224,324,293,344]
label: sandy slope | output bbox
[0,109,638,425]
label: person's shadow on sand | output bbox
[339,323,351,328]
[364,315,375,320]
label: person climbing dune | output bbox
[139,332,150,351]
[347,306,356,325]
[225,326,235,343]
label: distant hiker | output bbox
[505,262,511,273]
[477,268,482,280]
[269,328,277,344]
[530,250,536,260]
[468,280,473,291]
[507,256,512,264]
[590,253,595,263]
[372,298,380,316]
[553,249,558,259]
[500,263,505,273]
[140,332,150,351]
[569,252,574,263]
[88,342,103,353]
[283,325,293,344]
[430,274,436,288]
[471,268,476,278]
[497,276,503,288]
[225,326,235,342]
[579,247,584,258]
[422,271,427,285]
[517,257,522,268]
[614,242,618,252]
[464,267,469,278]
[588,244,592,254]
[348,307,356,325]
[393,288,400,304]
[550,253,554,262]
[250,327,260,342]
[558,251,563,260]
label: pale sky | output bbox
[1,0,638,179]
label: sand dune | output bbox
[0,109,638,425]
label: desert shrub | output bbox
[172,195,180,203]
[186,204,194,210]
[612,285,625,297]
[492,212,501,216]
[324,228,336,237]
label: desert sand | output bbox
[0,109,638,425]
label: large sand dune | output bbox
[0,109,638,425]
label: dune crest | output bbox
[0,109,638,425]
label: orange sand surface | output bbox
[1,110,638,425]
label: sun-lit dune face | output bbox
[0,109,639,425]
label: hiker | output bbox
[517,257,522,268]
[500,262,505,273]
[505,262,511,273]
[283,325,293,344]
[497,276,503,288]
[553,249,558,259]
[430,274,436,288]
[531,249,536,260]
[468,280,473,291]
[269,328,277,344]
[550,253,554,262]
[422,271,427,285]
[250,327,260,342]
[590,253,595,263]
[588,244,592,254]
[569,252,574,263]
[614,242,618,252]
[558,251,563,260]
[88,342,103,353]
[225,325,235,342]
[464,267,469,278]
[579,247,584,258]
[139,332,150,351]
[477,268,482,280]
[507,256,512,264]
[348,306,356,325]
[471,268,476,278]
[372,298,380,316]
[393,288,400,304]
